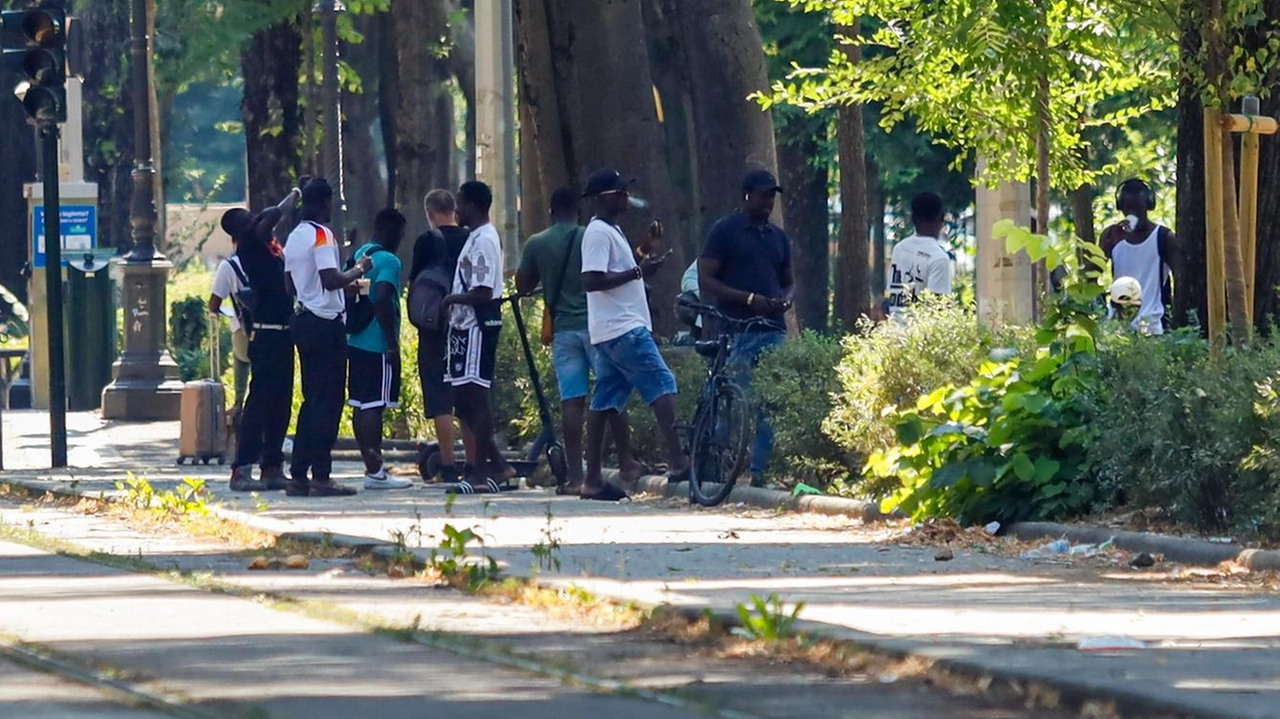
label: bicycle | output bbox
[678,298,775,507]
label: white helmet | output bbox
[1109,276,1143,307]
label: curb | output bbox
[0,476,1245,718]
[1006,521,1280,571]
[613,470,893,521]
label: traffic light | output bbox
[2,3,66,124]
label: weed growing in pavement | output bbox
[734,593,805,642]
[250,492,268,513]
[423,523,499,591]
[530,503,562,573]
[115,474,210,519]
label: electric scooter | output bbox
[415,293,568,488]
[507,293,569,486]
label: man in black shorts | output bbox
[442,181,505,493]
[348,209,413,490]
[409,189,470,482]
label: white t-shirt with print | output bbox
[450,223,505,330]
[581,218,651,344]
[887,234,952,319]
[211,255,245,333]
[284,220,344,320]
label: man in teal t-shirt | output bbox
[348,209,412,490]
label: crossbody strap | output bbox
[228,256,250,288]
[547,227,582,316]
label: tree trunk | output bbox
[640,0,700,261]
[834,26,870,332]
[343,12,388,236]
[868,157,886,300]
[76,0,134,256]
[445,0,477,181]
[1069,183,1096,246]
[1247,0,1280,332]
[523,0,684,334]
[301,6,319,176]
[377,10,398,208]
[1221,128,1251,337]
[241,21,302,212]
[669,0,778,236]
[1175,12,1208,332]
[776,114,830,331]
[390,0,453,246]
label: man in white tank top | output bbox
[1100,179,1179,335]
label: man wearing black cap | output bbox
[282,178,372,497]
[223,187,300,492]
[580,169,688,501]
[697,169,794,487]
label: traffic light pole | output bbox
[41,123,67,468]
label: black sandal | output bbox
[580,484,630,502]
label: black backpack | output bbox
[227,257,258,328]
[406,230,453,332]
[344,247,389,334]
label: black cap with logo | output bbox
[582,169,633,197]
[742,169,784,195]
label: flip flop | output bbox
[580,484,630,502]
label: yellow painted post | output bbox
[1204,108,1227,355]
[1239,130,1260,326]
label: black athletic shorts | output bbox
[348,346,401,410]
[418,328,451,417]
[446,323,501,389]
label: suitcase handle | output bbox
[208,312,221,379]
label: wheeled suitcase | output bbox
[177,316,228,465]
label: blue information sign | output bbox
[32,205,97,269]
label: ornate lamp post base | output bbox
[100,257,183,420]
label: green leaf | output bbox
[929,462,966,488]
[1033,457,1061,483]
[896,415,925,446]
[1011,453,1036,481]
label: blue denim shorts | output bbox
[551,329,596,401]
[591,327,678,412]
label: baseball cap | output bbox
[742,169,783,194]
[220,207,251,238]
[583,169,633,197]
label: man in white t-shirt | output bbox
[208,214,251,412]
[442,181,507,494]
[282,178,371,497]
[579,168,688,501]
[887,191,953,320]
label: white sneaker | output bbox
[364,471,413,490]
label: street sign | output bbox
[31,204,95,268]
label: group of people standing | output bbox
[209,163,1175,500]
[210,165,803,499]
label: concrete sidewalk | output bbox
[7,411,1280,718]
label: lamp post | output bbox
[101,0,183,419]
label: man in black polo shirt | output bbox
[698,169,794,487]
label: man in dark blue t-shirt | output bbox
[697,169,794,487]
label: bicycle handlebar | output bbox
[676,297,781,332]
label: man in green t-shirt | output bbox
[518,188,646,492]
[348,209,413,490]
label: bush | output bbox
[755,331,852,488]
[169,296,231,381]
[865,238,1107,525]
[824,298,1028,495]
[492,296,554,450]
[1089,331,1280,537]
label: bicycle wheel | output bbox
[689,381,752,507]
